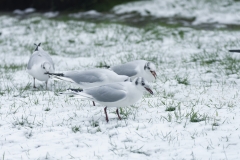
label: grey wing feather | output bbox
[39,51,55,69]
[85,83,126,102]
[65,71,104,84]
[27,53,40,69]
[111,63,138,77]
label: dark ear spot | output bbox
[135,78,139,85]
[144,62,150,70]
[141,78,145,85]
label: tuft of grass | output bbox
[44,108,51,111]
[190,50,219,66]
[95,61,110,68]
[220,54,240,75]
[68,39,75,43]
[119,107,136,120]
[165,106,176,112]
[175,75,189,85]
[72,126,81,133]
[162,89,175,99]
[189,110,206,123]
[13,116,33,128]
[90,120,99,128]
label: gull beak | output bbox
[144,86,153,95]
[150,71,157,79]
[44,72,50,77]
[229,50,240,53]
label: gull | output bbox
[63,77,153,122]
[229,50,240,53]
[46,68,130,88]
[110,60,157,82]
[27,43,55,89]
[46,68,130,106]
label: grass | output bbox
[1,14,240,159]
[190,50,219,66]
[175,75,189,85]
[165,106,176,112]
[189,110,207,123]
[220,54,240,75]
[0,64,26,72]
[72,126,81,133]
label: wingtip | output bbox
[229,50,240,53]
[67,88,83,92]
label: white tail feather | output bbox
[73,92,93,100]
[60,90,93,100]
[50,75,75,83]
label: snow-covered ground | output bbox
[113,0,240,25]
[1,2,240,159]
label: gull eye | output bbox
[43,66,45,69]
[142,82,145,85]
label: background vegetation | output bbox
[0,0,136,11]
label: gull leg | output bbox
[92,101,95,106]
[104,107,109,123]
[45,81,48,90]
[116,108,122,120]
[33,78,36,88]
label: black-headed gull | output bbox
[110,60,157,82]
[46,68,130,89]
[63,77,153,122]
[46,68,130,106]
[27,43,55,89]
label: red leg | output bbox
[104,107,109,123]
[33,78,36,88]
[92,101,95,106]
[116,108,122,120]
[45,81,48,90]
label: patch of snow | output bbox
[69,10,102,18]
[44,12,59,18]
[1,15,240,159]
[13,9,25,15]
[113,0,240,25]
[13,8,36,15]
[24,8,36,13]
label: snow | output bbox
[1,3,240,159]
[113,0,240,25]
[13,8,36,15]
[43,12,59,18]
[69,10,102,18]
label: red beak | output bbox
[150,71,157,79]
[145,87,153,95]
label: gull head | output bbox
[42,62,54,74]
[144,61,157,80]
[134,77,153,95]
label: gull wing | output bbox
[85,83,127,102]
[111,63,138,77]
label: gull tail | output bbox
[229,50,240,53]
[60,88,93,100]
[67,88,83,92]
[46,72,75,83]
